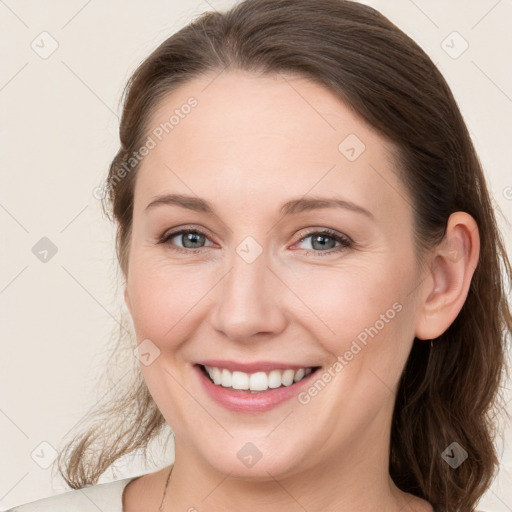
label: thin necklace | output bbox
[158,465,173,512]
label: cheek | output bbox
[126,256,215,346]
[292,261,415,365]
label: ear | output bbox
[414,212,480,340]
[124,286,132,315]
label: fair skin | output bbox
[122,70,479,512]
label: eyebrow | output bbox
[145,193,374,219]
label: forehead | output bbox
[133,70,411,224]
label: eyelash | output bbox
[158,227,353,257]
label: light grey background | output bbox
[1,0,511,510]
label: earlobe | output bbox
[415,212,480,340]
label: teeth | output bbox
[281,369,295,386]
[250,372,268,391]
[203,365,313,392]
[232,371,249,390]
[221,368,232,387]
[211,367,222,385]
[294,368,306,382]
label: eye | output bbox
[158,227,214,253]
[293,229,353,257]
[158,226,353,257]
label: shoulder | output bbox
[3,476,140,512]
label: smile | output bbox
[194,362,321,412]
[200,364,314,392]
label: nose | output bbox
[210,241,287,343]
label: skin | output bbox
[122,70,479,512]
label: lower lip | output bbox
[194,365,318,413]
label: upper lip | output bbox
[196,360,318,373]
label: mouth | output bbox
[197,363,321,393]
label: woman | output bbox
[7,0,511,511]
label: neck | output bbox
[163,433,414,512]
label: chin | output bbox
[196,435,310,481]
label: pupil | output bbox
[312,235,334,250]
[184,232,204,249]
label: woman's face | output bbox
[124,70,427,478]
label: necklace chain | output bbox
[158,465,173,512]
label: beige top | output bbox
[3,476,139,512]
[3,475,493,511]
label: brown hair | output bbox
[56,1,512,510]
